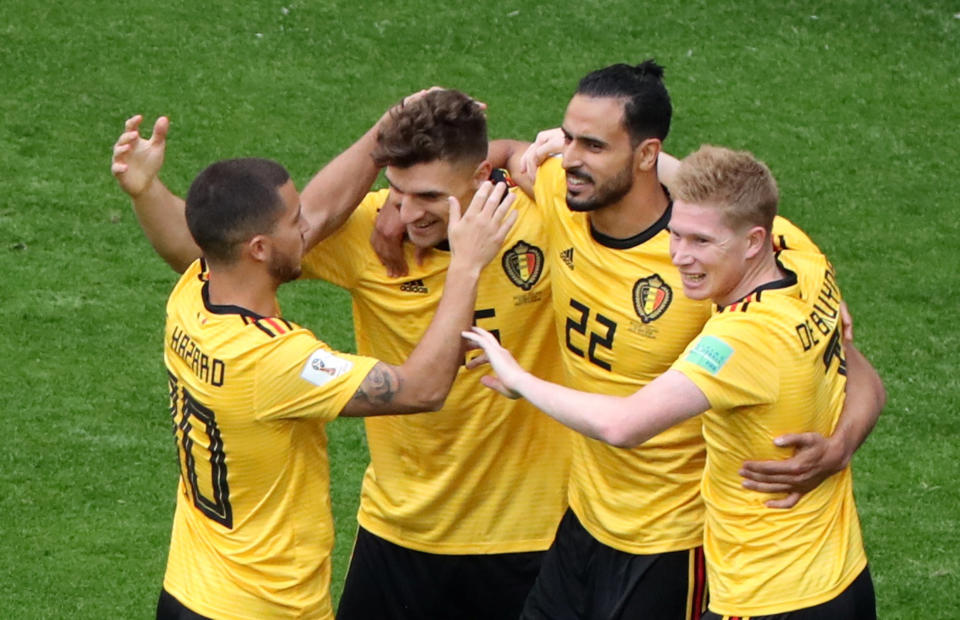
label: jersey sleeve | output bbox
[671,314,780,412]
[299,190,389,288]
[253,328,380,422]
[771,215,822,254]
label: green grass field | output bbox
[1,1,957,617]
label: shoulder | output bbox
[771,215,822,255]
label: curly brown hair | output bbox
[372,89,487,169]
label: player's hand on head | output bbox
[371,199,409,277]
[739,431,844,509]
[461,327,523,399]
[519,128,564,179]
[111,114,169,198]
[447,180,517,270]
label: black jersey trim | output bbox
[590,191,672,250]
[200,281,267,320]
[715,257,798,312]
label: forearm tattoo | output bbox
[352,363,400,405]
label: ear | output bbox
[472,160,493,186]
[744,226,768,260]
[635,138,662,173]
[246,234,271,264]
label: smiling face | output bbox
[560,94,639,212]
[386,160,481,249]
[668,199,754,305]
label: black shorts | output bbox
[702,566,875,620]
[156,588,212,620]
[336,525,545,620]
[521,509,708,620]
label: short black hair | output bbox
[576,59,672,145]
[185,158,290,264]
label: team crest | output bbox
[632,274,672,323]
[502,241,544,291]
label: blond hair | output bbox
[672,145,779,232]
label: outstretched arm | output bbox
[739,340,885,508]
[462,327,708,446]
[341,183,518,416]
[112,115,199,273]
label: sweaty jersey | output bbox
[672,250,866,616]
[534,155,820,554]
[300,188,569,554]
[162,260,378,620]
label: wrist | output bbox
[827,430,854,472]
[446,255,483,281]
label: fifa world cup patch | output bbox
[502,240,544,291]
[300,349,354,386]
[632,274,672,323]
[685,336,733,375]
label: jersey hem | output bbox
[708,556,867,617]
[357,514,558,555]
[570,505,704,555]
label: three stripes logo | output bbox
[400,279,429,294]
[560,247,574,270]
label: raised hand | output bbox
[446,180,517,271]
[519,128,565,178]
[461,326,524,399]
[111,115,169,197]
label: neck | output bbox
[716,248,785,307]
[588,172,669,238]
[206,262,280,317]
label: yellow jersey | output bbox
[162,259,379,619]
[672,250,866,616]
[301,188,570,554]
[533,155,821,554]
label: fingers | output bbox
[464,352,489,371]
[741,478,795,493]
[480,374,520,399]
[152,116,169,145]
[765,493,802,510]
[839,301,854,343]
[415,246,429,267]
[496,209,519,243]
[772,432,818,448]
[124,114,143,132]
[447,195,463,227]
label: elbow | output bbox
[875,378,888,412]
[416,384,449,412]
[596,421,644,450]
[421,395,446,412]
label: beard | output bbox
[565,162,634,213]
[268,249,302,284]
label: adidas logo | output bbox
[400,279,429,294]
[560,248,574,270]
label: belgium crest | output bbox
[632,274,672,323]
[502,241,544,291]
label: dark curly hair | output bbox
[372,89,488,169]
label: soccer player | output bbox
[112,150,516,618]
[112,90,570,619]
[464,144,883,619]
[483,61,883,619]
